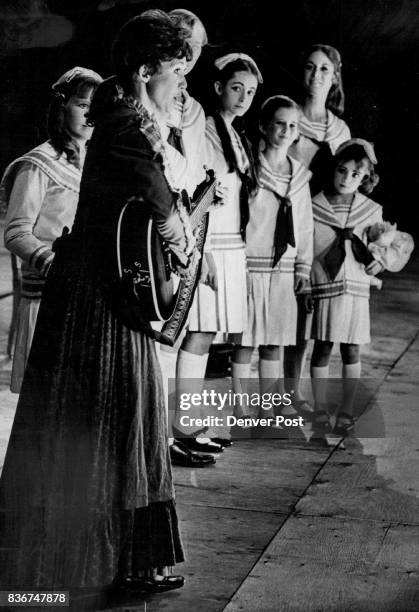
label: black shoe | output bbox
[333,411,355,436]
[176,436,224,454]
[170,442,216,467]
[211,437,233,447]
[113,575,185,593]
[312,409,332,433]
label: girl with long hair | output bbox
[285,44,351,414]
[2,67,102,392]
[174,53,262,450]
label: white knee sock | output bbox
[259,358,280,393]
[231,361,251,417]
[258,359,280,417]
[342,362,361,415]
[175,349,209,436]
[311,365,329,407]
[176,348,209,379]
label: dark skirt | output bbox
[0,243,183,589]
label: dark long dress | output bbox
[0,96,191,589]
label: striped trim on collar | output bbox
[299,111,349,152]
[206,116,249,174]
[313,191,381,228]
[2,141,81,195]
[168,92,204,130]
[258,153,311,200]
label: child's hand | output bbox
[246,270,251,296]
[294,273,309,294]
[199,252,218,291]
[304,293,314,313]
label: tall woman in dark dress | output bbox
[0,10,196,593]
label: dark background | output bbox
[1,0,418,235]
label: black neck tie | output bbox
[324,227,374,281]
[239,171,250,241]
[273,196,295,266]
[167,126,185,156]
[308,140,333,196]
[167,126,190,211]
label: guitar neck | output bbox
[189,181,216,230]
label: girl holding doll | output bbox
[232,95,313,417]
[310,139,385,434]
[174,53,261,449]
[286,43,351,414]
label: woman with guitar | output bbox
[174,53,262,450]
[0,10,197,596]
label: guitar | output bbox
[116,170,216,345]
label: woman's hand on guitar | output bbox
[200,252,218,291]
[175,247,201,280]
[212,181,228,208]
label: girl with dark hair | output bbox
[285,44,351,415]
[0,9,196,595]
[174,53,261,449]
[2,67,102,392]
[232,95,312,417]
[290,44,350,172]
[309,139,385,434]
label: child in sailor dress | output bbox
[243,154,312,347]
[309,138,386,435]
[174,53,261,444]
[290,43,351,172]
[232,95,313,419]
[310,190,383,344]
[291,110,350,170]
[284,44,351,413]
[187,114,249,334]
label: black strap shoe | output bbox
[211,437,233,447]
[113,575,185,593]
[170,442,216,467]
[176,436,224,454]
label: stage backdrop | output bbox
[0,0,418,234]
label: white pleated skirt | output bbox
[311,293,370,344]
[11,297,41,393]
[187,233,247,333]
[242,266,297,347]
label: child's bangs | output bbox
[71,78,100,98]
[336,144,371,170]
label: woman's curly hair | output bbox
[111,9,191,93]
